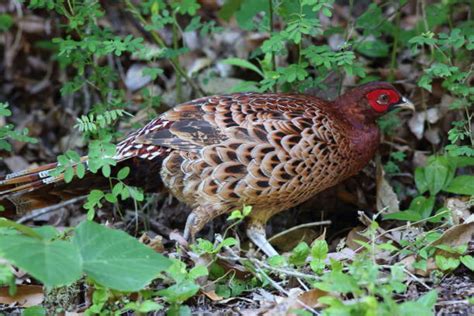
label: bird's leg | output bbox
[183,212,196,241]
[246,220,278,257]
[183,205,216,242]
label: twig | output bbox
[148,218,173,237]
[436,300,470,306]
[268,220,331,242]
[17,196,86,223]
[253,263,321,315]
[403,268,432,290]
[247,256,323,281]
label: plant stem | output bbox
[268,0,277,92]
[172,11,183,103]
[124,0,205,97]
[389,10,401,82]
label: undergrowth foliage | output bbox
[0,0,473,315]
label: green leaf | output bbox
[112,182,124,198]
[460,255,474,271]
[435,255,460,271]
[171,0,201,15]
[83,190,104,213]
[424,157,453,195]
[76,163,86,179]
[0,218,43,239]
[449,156,474,168]
[22,306,47,316]
[188,265,208,280]
[384,210,423,222]
[356,39,389,58]
[0,14,13,32]
[311,239,328,260]
[33,226,59,240]
[195,236,236,255]
[157,279,200,303]
[267,255,286,267]
[128,186,144,201]
[218,0,244,21]
[356,4,383,33]
[64,167,74,183]
[410,196,435,219]
[289,242,310,266]
[221,58,264,77]
[0,103,12,116]
[219,237,237,248]
[73,221,172,291]
[123,300,163,313]
[384,196,434,221]
[102,164,111,177]
[104,193,117,203]
[399,302,434,316]
[117,167,130,180]
[278,63,308,82]
[314,271,359,294]
[227,210,243,221]
[417,289,438,308]
[414,167,428,194]
[444,175,474,195]
[242,205,252,216]
[234,0,269,30]
[0,235,82,288]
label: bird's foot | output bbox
[246,223,278,257]
[183,212,197,242]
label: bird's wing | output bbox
[131,93,340,153]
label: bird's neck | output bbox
[331,99,381,168]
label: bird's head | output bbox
[336,82,414,126]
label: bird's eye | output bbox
[377,94,389,104]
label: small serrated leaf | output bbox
[64,168,74,183]
[76,164,86,179]
[117,167,130,180]
[105,193,118,203]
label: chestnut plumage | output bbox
[0,82,412,255]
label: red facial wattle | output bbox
[367,89,400,113]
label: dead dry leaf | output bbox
[424,127,441,145]
[188,58,212,76]
[263,288,327,316]
[125,64,152,91]
[18,16,51,34]
[139,233,165,253]
[202,290,223,302]
[400,254,437,276]
[0,285,44,307]
[446,198,472,225]
[346,226,369,251]
[169,230,188,247]
[431,221,474,256]
[3,156,30,172]
[376,159,400,213]
[270,228,319,252]
[408,108,442,140]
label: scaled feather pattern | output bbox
[0,82,411,255]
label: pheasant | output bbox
[0,82,413,256]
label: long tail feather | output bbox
[0,162,59,192]
[0,158,94,218]
[0,155,166,219]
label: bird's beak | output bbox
[393,97,415,111]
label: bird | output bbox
[0,82,414,256]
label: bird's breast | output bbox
[160,125,358,212]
